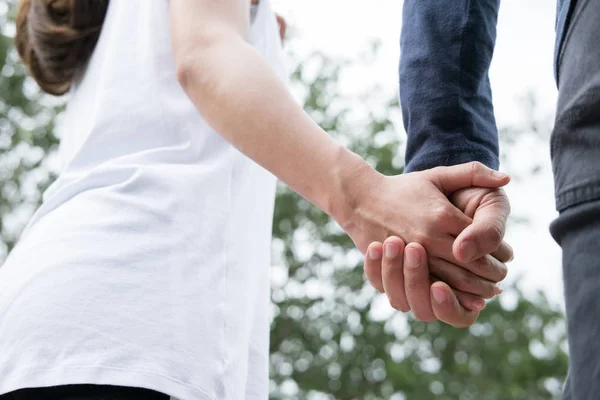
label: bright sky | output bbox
[272,0,564,308]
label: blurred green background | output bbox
[0,1,567,399]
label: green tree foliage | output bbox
[0,1,62,257]
[0,2,567,399]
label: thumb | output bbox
[453,193,511,263]
[426,162,510,195]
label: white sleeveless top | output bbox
[0,1,288,399]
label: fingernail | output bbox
[369,247,382,260]
[384,242,400,259]
[472,299,486,310]
[495,286,503,295]
[493,170,509,179]
[405,247,419,268]
[432,287,448,304]
[460,240,476,263]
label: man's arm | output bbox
[391,0,512,327]
[400,0,500,172]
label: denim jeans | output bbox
[549,0,600,398]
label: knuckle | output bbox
[477,257,505,283]
[471,256,486,272]
[485,224,504,245]
[460,275,494,298]
[413,232,431,248]
[480,284,497,299]
[498,263,509,281]
[406,281,422,294]
[432,205,455,224]
[389,298,410,313]
[458,274,475,291]
[475,257,500,280]
[469,161,484,175]
[497,189,511,207]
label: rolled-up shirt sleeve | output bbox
[400,0,500,172]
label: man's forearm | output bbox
[400,0,501,172]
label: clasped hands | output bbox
[268,11,510,328]
[339,161,512,328]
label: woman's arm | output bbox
[170,0,367,223]
[169,0,510,304]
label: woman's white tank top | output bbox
[0,1,288,399]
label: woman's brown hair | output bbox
[15,0,109,96]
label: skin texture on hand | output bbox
[366,238,486,325]
[346,162,510,301]
[345,163,510,251]
[363,186,512,328]
[451,187,512,263]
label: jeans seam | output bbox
[556,184,600,211]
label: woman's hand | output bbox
[365,238,489,327]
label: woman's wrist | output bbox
[322,145,383,229]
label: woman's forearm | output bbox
[174,34,375,222]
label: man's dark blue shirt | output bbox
[400,0,574,172]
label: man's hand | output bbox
[451,187,513,264]
[363,187,512,327]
